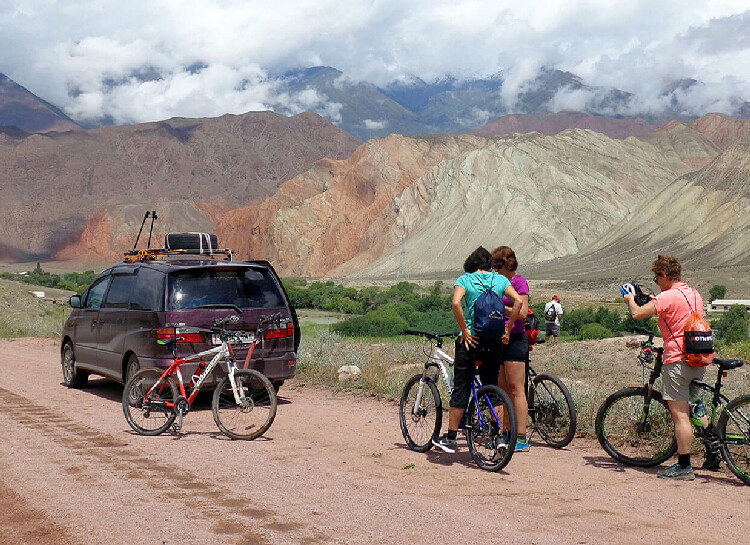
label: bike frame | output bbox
[638,338,745,438]
[413,339,502,431]
[145,336,257,409]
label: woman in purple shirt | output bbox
[492,246,531,452]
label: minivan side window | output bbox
[84,276,111,309]
[130,267,166,311]
[102,273,136,309]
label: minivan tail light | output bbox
[156,327,204,343]
[264,322,294,340]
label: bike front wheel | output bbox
[717,394,750,485]
[212,369,277,440]
[529,373,577,448]
[399,374,442,452]
[465,385,517,472]
[595,386,677,467]
[122,369,178,436]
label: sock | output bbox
[517,433,527,443]
[678,454,691,469]
[446,429,457,441]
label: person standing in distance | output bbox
[621,255,712,481]
[544,295,563,343]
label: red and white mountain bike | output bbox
[122,313,281,440]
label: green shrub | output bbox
[0,266,98,295]
[333,304,411,337]
[579,323,612,340]
[713,305,750,344]
[620,314,659,335]
[709,284,727,302]
[563,306,620,336]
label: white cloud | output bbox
[363,119,387,129]
[0,1,747,123]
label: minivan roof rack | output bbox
[124,212,233,263]
[122,247,233,263]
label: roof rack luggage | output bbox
[122,211,233,263]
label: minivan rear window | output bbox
[167,268,284,310]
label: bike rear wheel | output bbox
[212,369,277,440]
[122,369,178,436]
[529,373,577,448]
[399,374,442,452]
[595,386,677,467]
[466,385,517,472]
[717,394,750,485]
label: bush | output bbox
[333,304,412,337]
[0,266,98,295]
[580,323,612,340]
[620,314,659,335]
[713,305,750,344]
[563,306,620,337]
[709,284,727,302]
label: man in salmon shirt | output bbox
[621,255,714,481]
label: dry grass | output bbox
[0,279,71,339]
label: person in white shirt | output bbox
[544,295,563,343]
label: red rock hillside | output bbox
[0,111,360,260]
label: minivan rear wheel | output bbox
[62,343,88,389]
[124,354,140,384]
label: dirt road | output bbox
[0,338,747,545]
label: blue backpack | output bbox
[473,274,506,341]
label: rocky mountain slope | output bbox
[522,137,750,288]
[215,133,488,275]
[209,113,747,279]
[0,73,81,133]
[564,138,750,268]
[0,111,360,259]
[212,128,706,278]
[332,130,696,278]
[473,111,660,140]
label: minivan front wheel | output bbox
[62,343,88,389]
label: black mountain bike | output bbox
[595,328,749,484]
[525,353,577,448]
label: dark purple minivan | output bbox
[60,259,299,391]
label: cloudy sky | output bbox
[1,0,748,124]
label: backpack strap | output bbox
[476,272,494,292]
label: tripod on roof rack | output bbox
[122,210,233,263]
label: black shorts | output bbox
[503,332,529,363]
[449,338,503,408]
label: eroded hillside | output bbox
[0,111,360,258]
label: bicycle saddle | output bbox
[157,337,183,349]
[714,358,744,370]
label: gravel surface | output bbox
[0,337,747,545]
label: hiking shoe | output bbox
[701,454,722,471]
[515,439,530,452]
[432,435,457,453]
[657,463,695,481]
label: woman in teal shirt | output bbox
[432,246,523,453]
